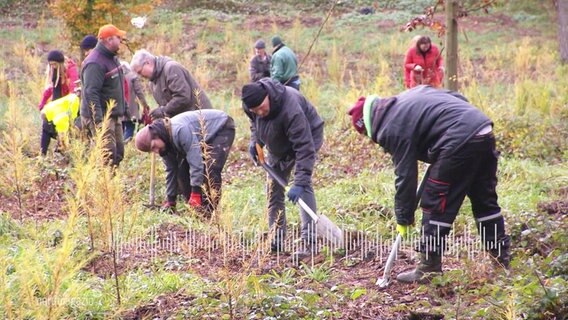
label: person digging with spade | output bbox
[135,109,235,217]
[347,85,511,284]
[241,78,324,258]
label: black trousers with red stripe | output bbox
[418,133,509,255]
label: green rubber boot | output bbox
[396,253,442,283]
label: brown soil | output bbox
[537,200,568,215]
[83,223,499,319]
[0,158,70,221]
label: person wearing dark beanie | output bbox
[47,50,65,63]
[269,35,300,91]
[80,35,97,50]
[346,85,511,283]
[80,35,98,54]
[241,82,268,109]
[37,50,79,156]
[241,77,324,258]
[249,39,271,82]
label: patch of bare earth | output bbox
[0,159,70,221]
[537,187,568,215]
[86,223,499,319]
[121,290,196,320]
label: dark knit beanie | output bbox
[80,35,98,50]
[271,35,282,48]
[254,39,266,49]
[347,96,367,135]
[241,82,268,109]
[47,50,65,63]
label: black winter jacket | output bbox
[369,85,492,225]
[245,78,324,186]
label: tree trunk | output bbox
[559,0,568,63]
[445,0,459,90]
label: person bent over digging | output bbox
[241,78,324,258]
[135,110,235,218]
[347,85,511,283]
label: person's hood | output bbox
[257,78,286,120]
[150,56,173,82]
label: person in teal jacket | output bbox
[270,35,300,91]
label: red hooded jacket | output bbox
[404,44,444,88]
[38,58,79,110]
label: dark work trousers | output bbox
[40,119,57,156]
[419,133,509,255]
[267,139,322,246]
[122,120,136,142]
[284,75,301,91]
[176,118,235,214]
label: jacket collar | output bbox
[95,42,117,59]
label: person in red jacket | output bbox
[38,50,79,110]
[37,50,79,156]
[404,36,444,88]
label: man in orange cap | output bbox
[80,24,127,167]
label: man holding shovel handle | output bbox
[241,78,324,257]
[347,85,511,285]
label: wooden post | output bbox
[445,0,459,90]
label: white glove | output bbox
[414,65,424,72]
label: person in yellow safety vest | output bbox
[40,93,80,155]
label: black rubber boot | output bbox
[270,241,284,254]
[292,239,314,261]
[396,253,443,283]
[489,235,511,269]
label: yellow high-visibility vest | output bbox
[41,94,79,133]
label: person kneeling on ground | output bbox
[347,85,511,284]
[135,110,235,217]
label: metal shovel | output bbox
[256,144,344,248]
[376,166,430,289]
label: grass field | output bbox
[0,0,567,319]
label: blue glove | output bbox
[287,185,305,204]
[248,141,258,165]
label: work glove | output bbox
[188,187,202,207]
[248,141,259,165]
[396,224,410,238]
[142,107,152,125]
[413,64,424,72]
[161,201,176,214]
[150,107,166,120]
[287,185,305,204]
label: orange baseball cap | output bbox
[97,24,127,39]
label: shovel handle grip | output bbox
[255,143,265,164]
[254,147,317,222]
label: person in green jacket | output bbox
[270,35,300,91]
